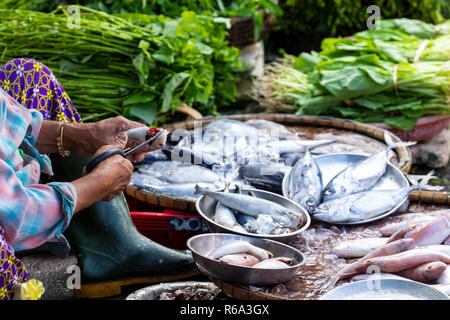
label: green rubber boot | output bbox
[50,153,199,299]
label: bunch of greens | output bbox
[274,0,448,37]
[261,19,450,130]
[0,7,241,123]
[0,0,282,42]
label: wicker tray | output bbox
[126,113,417,211]
[227,10,276,48]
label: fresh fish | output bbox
[199,189,299,228]
[268,139,335,155]
[134,151,170,166]
[126,127,167,151]
[436,266,450,284]
[162,146,223,168]
[409,214,450,246]
[235,213,256,229]
[397,261,447,283]
[357,248,450,273]
[313,172,438,224]
[245,119,303,140]
[239,163,289,193]
[207,240,273,261]
[132,181,224,199]
[322,131,415,202]
[337,238,416,280]
[137,161,221,184]
[332,238,389,258]
[404,222,435,239]
[286,148,322,213]
[419,245,450,256]
[379,216,436,236]
[214,202,247,233]
[218,253,260,266]
[252,259,290,269]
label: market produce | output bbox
[322,132,415,202]
[260,19,450,131]
[286,148,322,213]
[379,215,436,236]
[332,238,388,259]
[397,262,447,283]
[410,213,450,246]
[218,253,260,266]
[0,7,241,122]
[214,185,248,233]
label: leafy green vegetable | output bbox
[0,6,242,123]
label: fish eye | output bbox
[318,203,329,210]
[324,189,334,196]
[306,199,316,207]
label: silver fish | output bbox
[313,182,432,224]
[332,238,389,258]
[286,148,322,213]
[322,131,415,202]
[213,184,247,233]
[239,163,290,193]
[268,139,335,155]
[200,189,299,228]
[133,181,224,199]
[245,119,303,140]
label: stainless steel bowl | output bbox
[195,187,311,243]
[320,279,449,300]
[126,281,220,300]
[282,153,409,225]
[187,233,304,286]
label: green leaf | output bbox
[129,101,157,125]
[123,91,156,106]
[161,72,190,113]
[153,45,175,65]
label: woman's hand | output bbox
[70,133,134,212]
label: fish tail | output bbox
[384,131,416,150]
[407,170,444,191]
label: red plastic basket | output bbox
[130,209,208,250]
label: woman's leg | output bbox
[0,58,81,122]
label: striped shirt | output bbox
[0,88,77,258]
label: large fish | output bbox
[213,184,247,233]
[322,131,415,202]
[313,171,439,224]
[239,163,290,193]
[286,148,322,213]
[199,189,300,228]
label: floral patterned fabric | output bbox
[0,225,28,300]
[0,58,81,123]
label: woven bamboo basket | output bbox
[227,10,277,48]
[125,113,423,210]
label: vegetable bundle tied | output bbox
[261,19,450,131]
[0,7,241,123]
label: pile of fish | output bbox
[207,240,294,269]
[285,132,442,224]
[330,212,450,295]
[201,185,307,236]
[130,119,337,198]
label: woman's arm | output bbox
[35,116,149,156]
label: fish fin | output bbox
[384,131,416,150]
[407,170,444,191]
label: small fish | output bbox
[268,139,335,155]
[213,184,247,233]
[252,259,290,269]
[207,240,273,261]
[126,127,167,151]
[322,131,416,202]
[379,216,436,236]
[218,253,260,267]
[313,171,439,224]
[332,238,389,258]
[199,189,299,228]
[132,181,224,199]
[409,213,450,246]
[286,148,322,213]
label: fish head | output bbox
[293,194,318,213]
[312,202,331,215]
[322,184,345,202]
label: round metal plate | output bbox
[282,153,409,225]
[320,279,449,300]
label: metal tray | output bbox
[187,233,305,286]
[320,279,449,300]
[282,153,410,225]
[196,187,311,243]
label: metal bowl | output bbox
[195,187,311,243]
[187,233,305,286]
[126,281,220,300]
[282,153,409,225]
[320,279,449,300]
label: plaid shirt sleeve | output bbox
[0,88,77,258]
